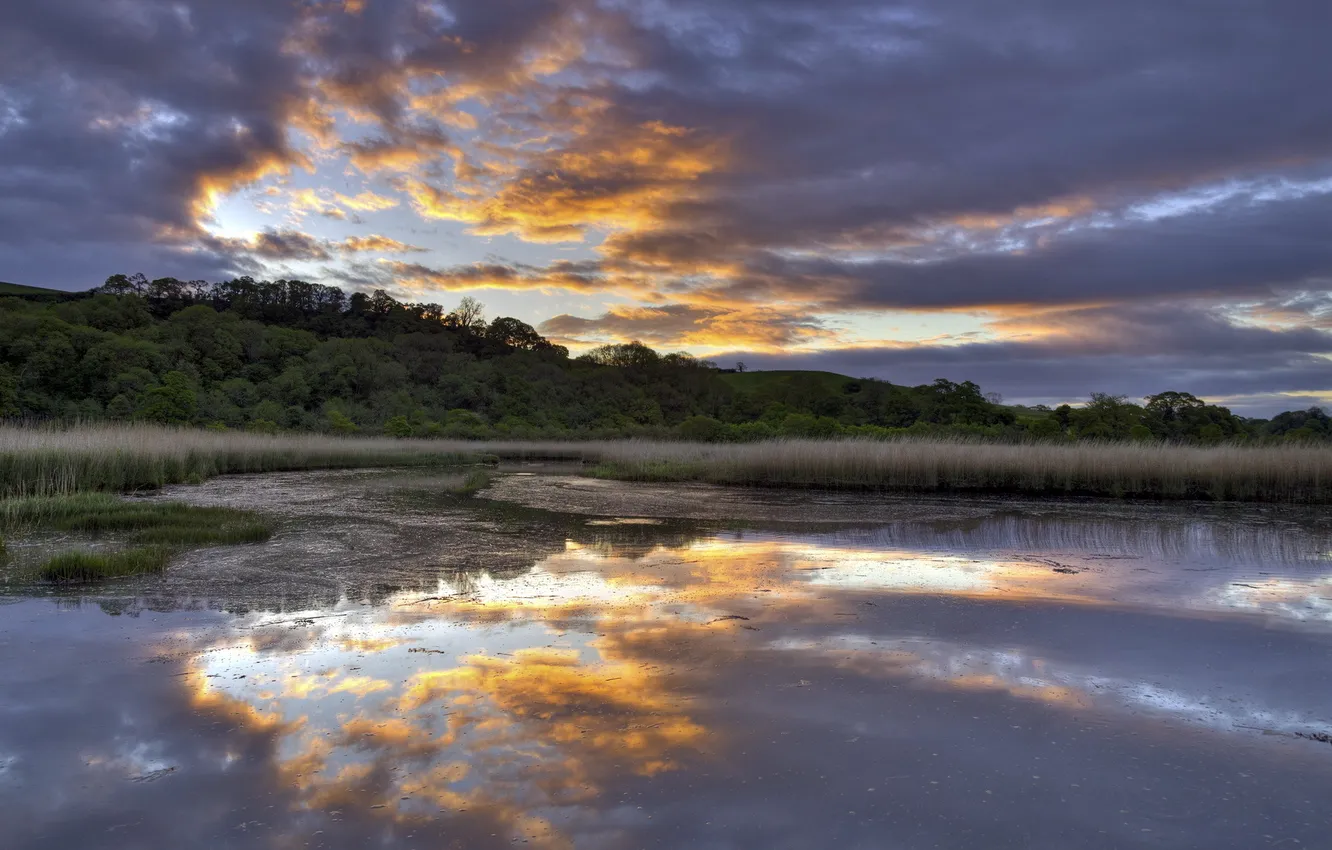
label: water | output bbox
[2,469,1330,848]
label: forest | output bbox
[1,273,1328,444]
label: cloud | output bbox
[718,303,1332,414]
[3,0,1331,406]
[400,115,726,243]
[250,229,332,261]
[540,303,832,350]
[0,0,313,286]
[210,228,427,264]
[334,190,400,212]
[375,259,613,294]
[336,234,426,254]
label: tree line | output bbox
[0,273,1327,443]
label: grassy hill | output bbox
[0,281,71,299]
[722,368,1054,423]
[718,369,864,393]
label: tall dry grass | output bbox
[578,438,1332,503]
[0,424,485,496]
[2,425,1329,502]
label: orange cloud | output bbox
[404,120,727,243]
[337,234,426,254]
[541,303,836,351]
[334,190,400,211]
[382,259,617,294]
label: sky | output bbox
[1,0,1330,414]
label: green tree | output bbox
[137,371,197,423]
[0,365,19,417]
[383,415,413,437]
[678,415,727,441]
[326,409,359,434]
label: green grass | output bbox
[2,492,274,583]
[38,547,173,583]
[0,281,68,297]
[717,370,858,394]
[446,469,494,496]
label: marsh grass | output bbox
[0,492,271,542]
[579,439,1332,503]
[2,492,274,583]
[0,424,485,497]
[4,425,1331,503]
[38,547,173,583]
[451,470,494,496]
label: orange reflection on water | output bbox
[184,616,710,848]
[174,529,1332,845]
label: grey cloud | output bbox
[719,305,1332,415]
[713,189,1332,310]
[0,0,308,286]
[616,0,1332,245]
[250,229,331,261]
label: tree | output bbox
[678,415,728,441]
[735,361,747,373]
[1144,390,1205,419]
[1069,393,1146,440]
[485,317,547,350]
[383,415,413,437]
[0,365,18,417]
[137,371,197,424]
[580,341,661,369]
[326,409,359,435]
[448,296,486,331]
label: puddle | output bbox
[1,469,1330,848]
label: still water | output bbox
[2,469,1330,848]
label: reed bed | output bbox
[578,438,1332,503]
[2,426,1329,502]
[0,424,487,496]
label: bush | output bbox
[384,415,414,437]
[326,409,359,434]
[677,415,728,442]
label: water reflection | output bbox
[3,471,1332,849]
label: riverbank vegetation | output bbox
[37,547,174,582]
[4,426,1331,503]
[582,439,1332,503]
[3,275,1328,445]
[0,424,485,496]
[1,492,272,583]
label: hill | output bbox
[718,369,861,394]
[0,281,69,298]
[0,271,1321,443]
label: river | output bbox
[2,468,1330,848]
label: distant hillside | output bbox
[718,369,866,394]
[0,272,1317,443]
[0,281,75,301]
